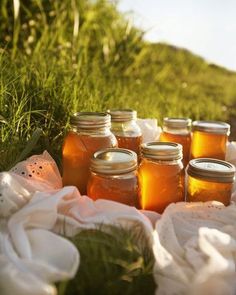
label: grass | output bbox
[1,0,236,294]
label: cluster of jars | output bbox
[62,110,235,214]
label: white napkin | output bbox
[0,151,156,295]
[153,141,236,295]
[137,118,161,142]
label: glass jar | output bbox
[138,142,185,213]
[62,112,117,195]
[187,158,235,206]
[160,117,192,167]
[87,148,139,207]
[190,121,230,160]
[108,109,142,157]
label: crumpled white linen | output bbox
[137,118,161,142]
[0,151,157,295]
[153,141,236,295]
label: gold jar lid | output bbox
[90,148,137,175]
[187,158,235,183]
[192,120,230,135]
[163,117,192,129]
[107,109,137,122]
[70,112,111,129]
[141,142,183,161]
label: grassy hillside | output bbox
[1,0,236,171]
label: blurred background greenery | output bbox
[0,1,236,293]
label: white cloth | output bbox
[137,118,161,142]
[153,141,236,295]
[0,151,156,295]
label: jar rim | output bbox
[70,112,111,129]
[107,109,137,122]
[90,148,137,175]
[192,120,230,135]
[141,141,183,161]
[187,158,235,183]
[163,117,192,129]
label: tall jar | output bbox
[160,117,192,167]
[62,112,117,195]
[87,148,139,207]
[138,142,185,213]
[190,121,230,160]
[187,158,235,206]
[108,109,142,157]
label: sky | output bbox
[118,0,236,71]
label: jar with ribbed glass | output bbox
[108,109,142,157]
[87,148,139,207]
[138,142,185,213]
[190,121,230,160]
[62,112,117,195]
[160,117,191,167]
[187,158,235,206]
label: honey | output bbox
[87,148,139,207]
[62,112,117,195]
[108,109,142,157]
[160,117,192,167]
[138,142,185,213]
[190,121,230,160]
[187,158,235,205]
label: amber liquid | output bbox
[187,175,232,206]
[190,131,227,160]
[160,131,191,167]
[115,135,142,156]
[138,159,185,213]
[87,172,139,207]
[62,131,117,195]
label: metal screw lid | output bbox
[141,142,183,161]
[107,109,137,122]
[192,120,230,135]
[163,117,192,129]
[70,112,111,129]
[90,148,137,175]
[187,158,235,183]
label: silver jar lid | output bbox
[187,158,235,183]
[141,142,183,161]
[70,112,111,129]
[192,120,230,135]
[163,117,192,129]
[107,109,137,122]
[90,148,137,175]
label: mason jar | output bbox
[138,142,185,213]
[87,148,139,207]
[62,112,117,195]
[108,109,142,157]
[160,117,192,167]
[190,120,230,160]
[187,158,235,206]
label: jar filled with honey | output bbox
[190,121,230,160]
[87,148,139,207]
[62,112,117,195]
[160,117,192,167]
[187,158,235,206]
[108,109,142,157]
[138,142,185,213]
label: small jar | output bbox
[108,109,142,157]
[87,148,139,207]
[187,158,235,206]
[190,121,230,160]
[138,142,185,213]
[160,117,192,167]
[62,112,117,195]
